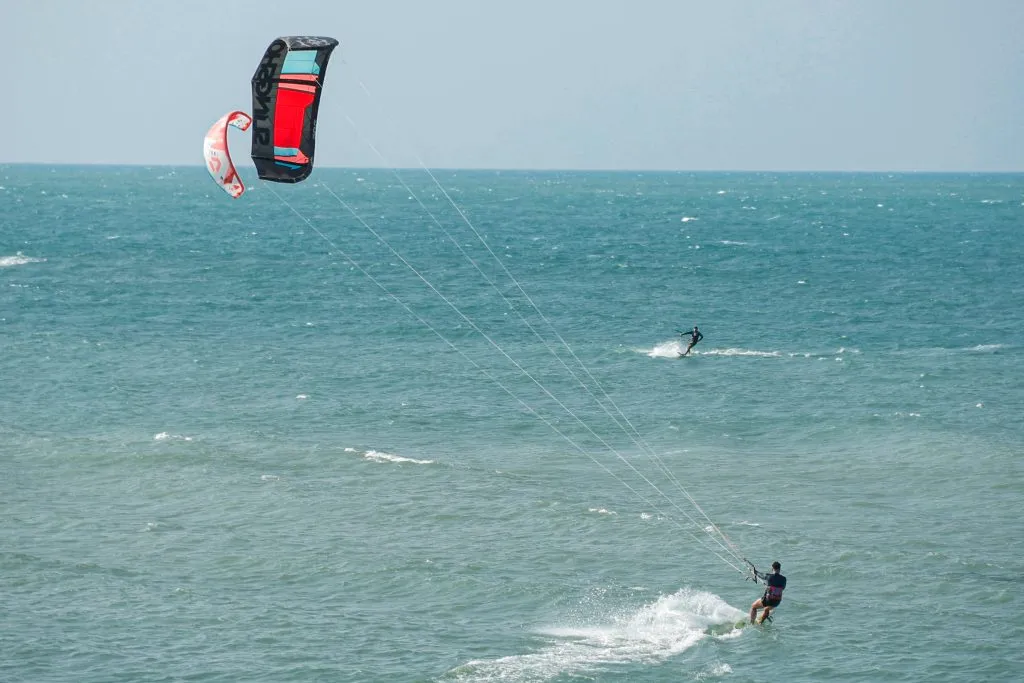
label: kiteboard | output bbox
[734,619,770,629]
[709,620,757,636]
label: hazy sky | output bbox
[3,0,1022,171]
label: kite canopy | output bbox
[251,36,339,183]
[203,111,253,199]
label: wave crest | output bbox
[0,253,46,268]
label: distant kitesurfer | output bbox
[680,326,703,356]
[749,561,786,625]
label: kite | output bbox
[250,36,339,183]
[203,36,339,198]
[203,111,252,199]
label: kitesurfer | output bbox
[680,326,703,356]
[749,561,786,624]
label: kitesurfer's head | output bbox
[771,561,781,571]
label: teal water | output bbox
[2,166,1022,682]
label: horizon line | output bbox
[2,162,1023,175]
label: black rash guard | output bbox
[763,572,786,606]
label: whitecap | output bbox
[363,450,434,465]
[695,662,734,679]
[153,432,193,442]
[0,253,46,268]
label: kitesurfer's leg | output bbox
[749,598,763,624]
[759,606,772,624]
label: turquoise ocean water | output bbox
[2,166,1022,682]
